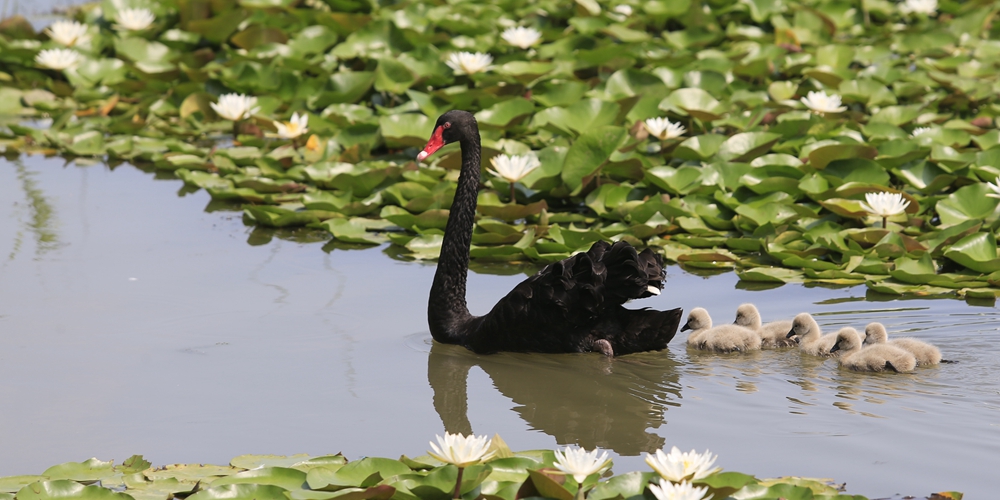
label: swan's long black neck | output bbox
[428,128,481,344]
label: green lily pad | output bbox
[42,459,116,482]
[737,267,805,283]
[890,253,939,285]
[822,158,890,186]
[807,143,878,170]
[187,484,288,500]
[475,98,534,128]
[211,467,307,491]
[661,87,727,121]
[0,476,44,493]
[935,183,1000,226]
[716,132,781,162]
[533,98,620,136]
[561,126,628,192]
[673,134,725,161]
[379,113,431,148]
[865,280,955,297]
[145,465,242,482]
[944,232,1000,273]
[17,481,134,500]
[374,58,416,95]
[319,218,389,245]
[645,166,702,195]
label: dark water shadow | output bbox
[427,342,684,456]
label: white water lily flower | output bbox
[614,4,633,16]
[210,93,260,121]
[428,432,494,468]
[501,26,542,49]
[645,447,721,482]
[35,48,80,70]
[644,117,686,140]
[986,178,1000,199]
[45,20,90,47]
[860,192,910,218]
[488,154,541,183]
[446,51,493,75]
[801,90,847,114]
[553,446,611,483]
[648,479,711,500]
[274,112,309,139]
[911,126,932,137]
[900,0,937,15]
[115,8,155,31]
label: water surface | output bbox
[1,154,997,498]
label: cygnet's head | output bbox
[864,322,888,346]
[682,307,712,331]
[830,327,862,354]
[787,312,816,339]
[734,303,762,328]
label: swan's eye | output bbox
[443,122,452,129]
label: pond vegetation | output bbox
[0,443,965,500]
[1,0,1000,300]
[1,0,997,497]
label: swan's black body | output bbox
[421,110,682,356]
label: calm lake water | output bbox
[1,154,997,498]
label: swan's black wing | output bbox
[459,240,680,355]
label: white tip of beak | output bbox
[647,285,660,295]
[416,150,429,161]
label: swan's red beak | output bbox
[417,125,446,162]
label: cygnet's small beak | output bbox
[786,328,797,339]
[646,285,660,295]
[681,321,692,332]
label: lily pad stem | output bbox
[574,484,586,500]
[882,215,888,229]
[510,182,517,204]
[452,466,464,499]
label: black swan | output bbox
[416,110,683,356]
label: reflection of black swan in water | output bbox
[417,110,683,356]
[427,342,682,455]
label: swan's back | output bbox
[840,344,917,373]
[864,322,941,365]
[465,240,681,355]
[735,304,794,348]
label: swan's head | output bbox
[787,312,815,339]
[830,327,862,355]
[734,303,761,328]
[864,322,888,346]
[682,307,711,332]
[417,110,478,161]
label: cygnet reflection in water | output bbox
[427,342,683,456]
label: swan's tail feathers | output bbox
[613,307,684,355]
[637,247,666,296]
[596,241,665,305]
[520,250,605,321]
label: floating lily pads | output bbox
[2,0,999,299]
